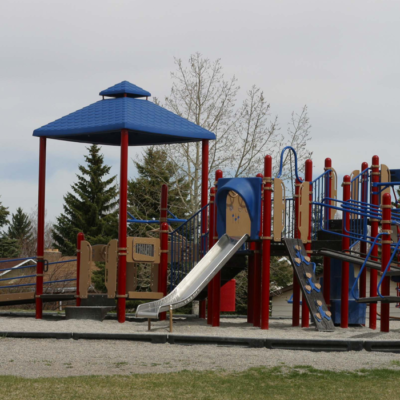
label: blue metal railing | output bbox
[169,204,209,290]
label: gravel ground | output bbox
[1,315,400,340]
[1,337,400,378]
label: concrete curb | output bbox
[1,331,400,353]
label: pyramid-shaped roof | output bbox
[33,81,216,146]
[99,81,151,98]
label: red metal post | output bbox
[323,158,332,307]
[36,137,46,319]
[160,221,169,320]
[252,173,264,328]
[200,140,209,318]
[381,193,392,332]
[360,162,369,300]
[247,241,255,323]
[261,156,272,329]
[292,177,302,326]
[159,184,168,321]
[211,170,223,327]
[370,155,379,329]
[76,232,85,306]
[207,187,216,324]
[341,175,351,328]
[301,160,313,328]
[117,129,129,323]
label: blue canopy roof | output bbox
[99,81,151,98]
[33,82,216,146]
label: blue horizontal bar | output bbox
[0,274,36,283]
[0,278,76,290]
[0,257,36,264]
[0,264,36,273]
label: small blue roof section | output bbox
[33,95,216,146]
[99,81,151,98]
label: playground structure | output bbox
[0,81,400,333]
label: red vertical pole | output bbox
[212,170,223,327]
[159,184,168,321]
[117,129,129,323]
[341,175,351,328]
[323,158,332,307]
[360,162,369,300]
[261,156,272,329]
[200,140,209,318]
[381,193,392,332]
[292,177,302,326]
[76,232,85,306]
[253,242,262,327]
[370,155,379,330]
[36,137,46,319]
[301,160,313,328]
[207,187,216,324]
[253,173,264,328]
[160,221,169,319]
[247,241,255,323]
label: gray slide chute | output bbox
[135,233,248,319]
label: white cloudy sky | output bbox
[0,0,399,223]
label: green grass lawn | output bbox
[1,366,400,400]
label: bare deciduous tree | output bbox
[152,52,312,214]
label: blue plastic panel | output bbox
[215,177,262,240]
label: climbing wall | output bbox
[284,238,335,332]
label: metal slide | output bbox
[135,233,248,319]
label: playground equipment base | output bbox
[65,306,115,321]
[0,330,399,353]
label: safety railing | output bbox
[0,258,77,290]
[169,204,209,290]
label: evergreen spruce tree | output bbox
[52,145,119,256]
[0,197,19,258]
[128,147,190,237]
[8,207,32,244]
[0,197,9,230]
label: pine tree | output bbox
[0,197,19,258]
[128,147,190,237]
[52,145,119,256]
[0,197,9,230]
[8,207,32,243]
[0,236,20,258]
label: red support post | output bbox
[159,184,168,321]
[253,242,262,327]
[36,137,46,319]
[207,187,216,324]
[261,156,272,329]
[302,160,313,328]
[247,241,255,323]
[341,175,351,328]
[253,173,264,328]
[200,140,209,319]
[370,155,380,330]
[211,170,223,327]
[381,193,392,332]
[323,158,332,307]
[117,129,129,323]
[360,162,369,300]
[292,177,302,326]
[76,232,85,306]
[160,221,169,320]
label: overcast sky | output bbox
[1,0,399,223]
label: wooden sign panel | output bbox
[226,191,251,238]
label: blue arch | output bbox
[276,146,303,182]
[215,177,262,240]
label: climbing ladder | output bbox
[284,238,334,331]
